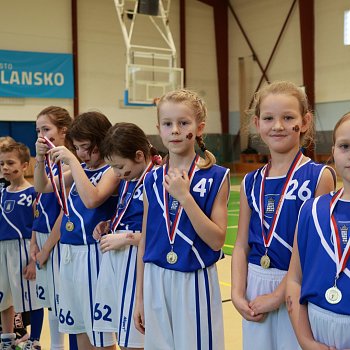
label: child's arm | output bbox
[315,167,336,197]
[49,146,119,208]
[133,192,148,335]
[30,231,40,262]
[165,169,229,251]
[286,228,329,350]
[231,182,266,322]
[99,233,141,253]
[35,211,63,268]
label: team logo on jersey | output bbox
[341,224,348,245]
[3,200,15,213]
[265,196,275,214]
[170,198,179,212]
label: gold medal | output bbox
[65,221,74,232]
[166,250,178,264]
[34,209,40,218]
[325,286,342,304]
[260,254,270,269]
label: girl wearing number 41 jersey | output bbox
[231,81,335,350]
[134,89,230,350]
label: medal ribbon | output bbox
[110,162,154,232]
[163,154,199,245]
[260,150,303,249]
[43,137,70,219]
[330,188,350,278]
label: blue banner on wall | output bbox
[0,50,74,98]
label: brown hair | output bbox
[66,111,112,154]
[157,89,216,169]
[332,112,350,145]
[37,106,72,131]
[101,122,159,164]
[251,81,315,147]
[0,142,30,163]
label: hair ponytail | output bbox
[195,135,216,169]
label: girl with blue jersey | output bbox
[31,106,73,350]
[231,81,335,350]
[34,112,119,350]
[0,143,43,350]
[134,89,230,350]
[92,122,161,350]
[287,112,350,350]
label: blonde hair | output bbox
[157,89,216,169]
[332,112,350,145]
[0,136,15,147]
[250,81,315,148]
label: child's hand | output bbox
[36,247,50,268]
[232,295,267,322]
[35,137,50,158]
[93,221,110,241]
[30,242,39,262]
[249,293,281,314]
[23,260,36,280]
[99,233,134,253]
[164,168,190,204]
[49,146,76,165]
[134,299,145,335]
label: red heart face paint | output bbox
[124,171,131,177]
[49,137,55,142]
[186,133,193,140]
[292,125,300,132]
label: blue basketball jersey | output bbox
[244,160,331,270]
[32,163,61,233]
[0,186,36,240]
[60,164,118,245]
[143,164,230,272]
[298,194,350,315]
[112,178,146,232]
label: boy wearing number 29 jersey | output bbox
[0,143,42,349]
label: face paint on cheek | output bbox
[292,125,300,132]
[124,171,131,177]
[186,133,193,140]
[13,170,19,174]
[49,137,55,142]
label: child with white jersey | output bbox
[34,112,119,350]
[93,122,161,350]
[0,143,43,350]
[231,81,336,350]
[133,89,230,350]
[287,112,350,350]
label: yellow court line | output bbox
[219,280,231,287]
[223,244,234,249]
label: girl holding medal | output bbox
[92,122,161,350]
[231,81,335,350]
[31,106,73,350]
[35,111,119,350]
[287,112,350,350]
[134,89,230,349]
